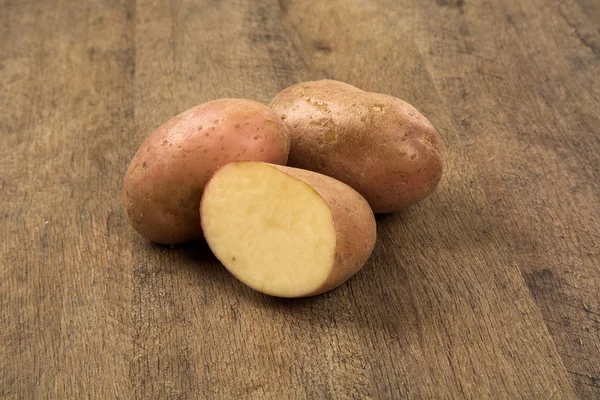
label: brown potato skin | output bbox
[123,99,290,244]
[268,164,377,296]
[269,80,444,213]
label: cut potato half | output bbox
[200,162,377,297]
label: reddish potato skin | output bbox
[122,99,290,244]
[269,80,444,213]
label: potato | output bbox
[200,162,376,298]
[269,80,444,213]
[123,99,290,244]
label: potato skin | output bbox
[268,164,377,296]
[269,80,444,213]
[123,99,290,244]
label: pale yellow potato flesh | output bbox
[201,162,337,298]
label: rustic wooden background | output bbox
[2,0,599,398]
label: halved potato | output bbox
[200,162,376,297]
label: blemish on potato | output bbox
[220,146,224,150]
[410,154,417,160]
[372,104,385,112]
[253,136,259,140]
[205,132,209,137]
[281,114,287,120]
[264,119,279,130]
[210,126,215,131]
[162,140,168,146]
[324,130,337,142]
[310,99,331,113]
[220,136,224,141]
[203,149,208,153]
[198,125,203,131]
[214,119,219,124]
[169,143,173,147]
[244,122,250,126]
[142,162,148,168]
[235,124,240,128]
[260,148,265,153]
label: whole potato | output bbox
[269,80,444,213]
[123,99,290,244]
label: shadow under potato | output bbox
[139,238,227,282]
[147,236,354,321]
[132,179,497,336]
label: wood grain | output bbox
[1,0,598,398]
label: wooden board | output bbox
[1,0,598,398]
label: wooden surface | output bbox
[1,0,599,398]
